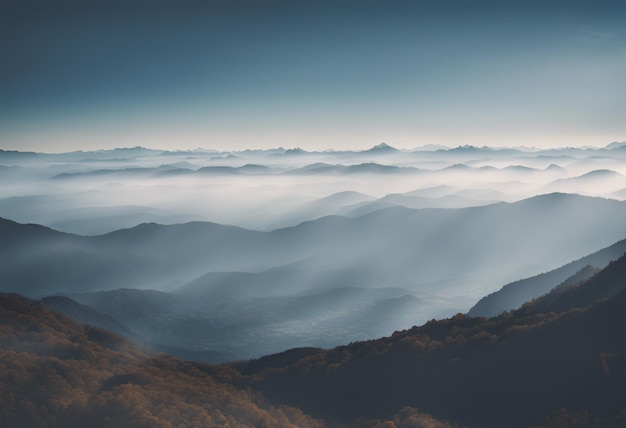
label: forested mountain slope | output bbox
[228,255,626,427]
[469,236,626,317]
[0,293,323,428]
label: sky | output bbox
[1,0,625,153]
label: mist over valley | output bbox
[2,143,626,360]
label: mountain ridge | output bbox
[468,235,626,317]
[2,248,626,427]
[231,256,626,427]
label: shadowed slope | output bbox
[230,256,626,427]
[468,236,626,317]
[0,293,324,427]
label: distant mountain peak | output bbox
[447,145,492,152]
[545,164,565,171]
[285,147,306,154]
[503,165,536,172]
[364,143,398,153]
[580,169,622,178]
[605,141,626,150]
[443,163,472,171]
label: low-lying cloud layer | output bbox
[2,142,626,359]
[2,142,625,234]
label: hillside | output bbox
[228,255,626,427]
[468,236,626,317]
[5,194,626,361]
[0,292,459,427]
[4,193,626,304]
[520,252,626,315]
[1,255,625,427]
[0,293,323,428]
[40,295,134,338]
[68,286,423,361]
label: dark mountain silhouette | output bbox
[521,252,626,315]
[0,149,42,161]
[3,194,626,312]
[1,217,272,296]
[4,193,626,360]
[0,195,201,236]
[468,236,626,317]
[231,257,626,428]
[0,216,72,243]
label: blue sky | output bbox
[1,0,625,152]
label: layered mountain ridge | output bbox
[1,247,625,427]
[4,193,626,360]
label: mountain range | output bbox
[3,192,626,359]
[2,143,626,424]
[4,193,626,298]
[2,144,626,235]
[229,252,626,427]
[2,242,625,427]
[468,236,626,317]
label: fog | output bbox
[3,143,626,359]
[2,143,625,235]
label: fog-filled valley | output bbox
[2,143,626,360]
[2,143,626,234]
[3,236,626,427]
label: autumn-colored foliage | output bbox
[0,293,323,428]
[2,253,625,427]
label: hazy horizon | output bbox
[2,1,626,425]
[2,140,626,155]
[3,141,626,358]
[2,0,626,153]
